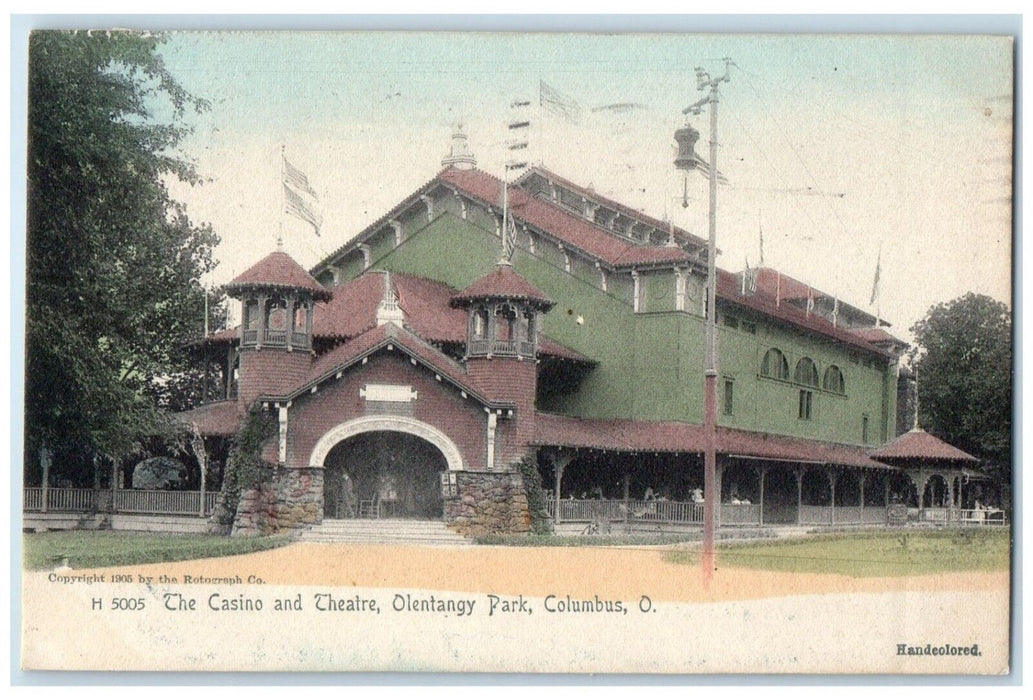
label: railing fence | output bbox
[24,488,217,516]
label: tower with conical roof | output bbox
[450,262,553,467]
[224,250,333,406]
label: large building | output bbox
[178,133,990,536]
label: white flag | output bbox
[540,80,582,123]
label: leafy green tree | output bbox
[909,293,1012,483]
[26,30,221,479]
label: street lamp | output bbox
[676,59,731,585]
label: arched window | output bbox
[823,365,845,394]
[760,348,790,380]
[266,296,289,331]
[495,304,516,341]
[472,306,489,340]
[794,357,819,387]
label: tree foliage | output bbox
[909,293,1012,481]
[26,31,222,469]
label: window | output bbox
[742,321,757,334]
[723,379,734,415]
[794,357,819,387]
[862,414,870,444]
[799,390,813,420]
[761,348,790,380]
[823,365,845,394]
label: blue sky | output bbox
[156,31,1013,339]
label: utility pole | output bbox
[679,59,732,586]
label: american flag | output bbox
[282,155,322,235]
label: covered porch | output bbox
[533,413,903,530]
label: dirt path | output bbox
[85,542,1009,602]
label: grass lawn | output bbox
[666,529,1012,577]
[23,531,291,571]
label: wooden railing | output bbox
[958,508,1007,526]
[25,488,216,516]
[798,505,834,525]
[546,499,705,524]
[242,329,259,345]
[720,503,762,525]
[24,487,94,512]
[861,507,888,524]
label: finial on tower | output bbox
[441,124,477,170]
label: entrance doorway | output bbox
[323,431,447,519]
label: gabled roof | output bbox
[225,250,332,301]
[850,326,906,347]
[450,265,554,309]
[175,400,245,437]
[271,322,513,408]
[869,428,978,462]
[438,168,695,269]
[533,413,889,469]
[518,166,707,250]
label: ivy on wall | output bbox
[516,454,554,535]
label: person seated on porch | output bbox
[643,486,656,501]
[691,488,704,504]
[591,486,604,500]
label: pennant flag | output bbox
[282,155,322,235]
[832,296,840,328]
[692,157,730,185]
[806,287,815,316]
[870,249,882,305]
[540,80,582,123]
[741,257,757,295]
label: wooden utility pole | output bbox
[681,59,732,587]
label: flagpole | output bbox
[278,145,286,250]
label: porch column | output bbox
[40,445,51,513]
[828,470,838,526]
[552,451,573,524]
[622,469,631,524]
[225,344,234,399]
[884,475,891,506]
[256,293,269,348]
[795,467,805,525]
[946,473,955,525]
[859,472,867,513]
[715,459,725,528]
[758,465,767,526]
[111,457,119,513]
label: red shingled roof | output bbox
[850,326,906,346]
[717,268,892,358]
[175,400,245,437]
[451,265,554,308]
[870,428,978,462]
[439,168,693,268]
[225,251,332,301]
[533,413,888,469]
[277,322,510,407]
[522,166,707,250]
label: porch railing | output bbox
[720,503,763,526]
[24,488,217,516]
[958,508,1008,526]
[798,505,834,525]
[546,499,705,524]
[24,487,94,512]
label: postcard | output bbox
[18,27,1014,675]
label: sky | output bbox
[156,31,1014,342]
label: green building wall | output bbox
[326,192,899,446]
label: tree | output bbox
[26,31,221,480]
[909,293,1012,483]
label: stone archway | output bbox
[309,415,465,471]
[310,416,465,521]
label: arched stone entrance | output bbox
[310,416,464,520]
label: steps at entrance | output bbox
[298,518,471,546]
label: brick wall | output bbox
[466,357,538,467]
[238,348,314,407]
[286,351,492,471]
